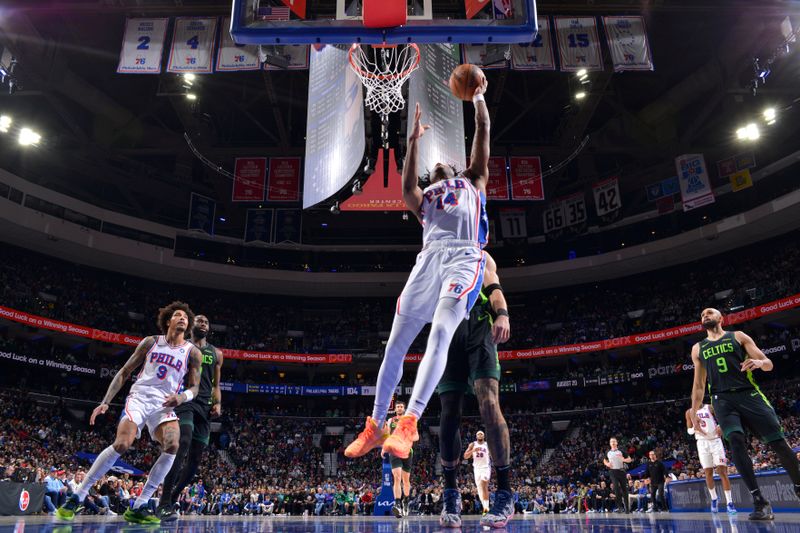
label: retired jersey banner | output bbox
[675,154,715,211]
[593,176,622,216]
[232,158,267,202]
[117,18,168,74]
[509,157,544,200]
[554,16,603,72]
[263,45,310,70]
[167,17,218,73]
[461,44,507,69]
[217,17,260,71]
[562,193,587,227]
[602,16,654,72]
[730,169,753,192]
[244,209,274,243]
[188,193,215,234]
[499,208,527,238]
[511,17,556,71]
[267,157,301,202]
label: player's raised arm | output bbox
[464,441,475,460]
[689,343,708,436]
[466,77,490,192]
[92,336,156,425]
[403,103,429,221]
[211,347,224,417]
[736,331,774,372]
[483,254,509,344]
[164,346,203,408]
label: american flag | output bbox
[257,6,291,21]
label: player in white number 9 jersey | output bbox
[685,402,736,514]
[346,76,492,463]
[465,431,492,514]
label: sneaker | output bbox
[56,494,81,521]
[439,489,462,529]
[480,490,515,529]
[726,502,737,515]
[344,417,389,458]
[403,499,409,517]
[381,415,418,459]
[392,503,404,518]
[748,500,774,521]
[156,504,179,522]
[124,505,161,525]
[711,499,719,513]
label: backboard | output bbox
[230,0,537,45]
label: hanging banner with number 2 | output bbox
[167,17,218,73]
[118,18,168,74]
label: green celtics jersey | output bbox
[196,343,218,405]
[698,332,755,394]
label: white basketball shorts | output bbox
[395,241,486,322]
[121,392,178,439]
[474,467,491,485]
[697,438,727,469]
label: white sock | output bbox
[76,446,121,501]
[370,313,426,422]
[407,297,468,418]
[708,487,717,500]
[133,452,176,509]
[724,490,733,504]
[482,499,490,511]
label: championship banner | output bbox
[486,156,510,200]
[244,208,274,243]
[232,157,267,202]
[465,0,492,19]
[461,44,508,69]
[730,169,753,192]
[593,176,621,216]
[646,176,678,202]
[602,16,654,72]
[267,157,301,202]
[511,17,556,71]
[216,17,260,71]
[675,154,715,211]
[263,45,310,70]
[117,18,168,74]
[274,209,302,243]
[554,16,603,72]
[509,157,544,200]
[167,17,218,73]
[717,157,737,177]
[499,208,527,238]
[188,192,215,234]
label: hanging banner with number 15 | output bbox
[554,16,603,72]
[167,17,218,73]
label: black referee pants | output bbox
[609,469,628,512]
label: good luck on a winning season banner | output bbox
[217,17,260,71]
[554,16,603,72]
[117,18,169,74]
[675,154,715,211]
[167,17,218,73]
[511,17,556,71]
[232,158,267,202]
[509,157,544,200]
[602,16,654,72]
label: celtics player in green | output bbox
[157,314,223,521]
[388,400,413,517]
[689,308,800,521]
[438,253,513,529]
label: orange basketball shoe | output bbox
[382,414,419,459]
[344,417,389,458]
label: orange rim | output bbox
[348,43,421,81]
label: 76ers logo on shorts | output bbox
[18,489,30,512]
[448,283,464,295]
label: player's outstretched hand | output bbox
[90,403,109,426]
[740,358,765,372]
[492,315,510,344]
[210,403,222,418]
[473,76,488,99]
[163,393,183,408]
[409,103,431,141]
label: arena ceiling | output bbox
[0,0,799,246]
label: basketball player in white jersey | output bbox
[346,76,491,460]
[57,301,203,525]
[464,431,492,514]
[685,402,736,514]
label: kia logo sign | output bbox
[377,500,393,507]
[19,489,30,512]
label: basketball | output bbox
[449,64,486,101]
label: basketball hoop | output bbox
[349,43,421,120]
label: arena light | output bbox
[186,93,197,101]
[183,73,196,83]
[0,114,10,133]
[576,69,587,77]
[575,91,587,100]
[736,123,760,141]
[18,127,41,146]
[763,107,776,125]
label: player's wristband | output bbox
[496,308,509,317]
[687,427,695,436]
[182,390,194,402]
[472,93,485,105]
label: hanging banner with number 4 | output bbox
[167,17,218,73]
[117,18,168,74]
[554,16,603,72]
[217,17,260,71]
[593,176,622,216]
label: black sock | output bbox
[728,431,762,502]
[496,465,511,492]
[443,466,458,490]
[768,439,800,485]
[402,495,408,505]
[395,497,402,506]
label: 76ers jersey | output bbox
[472,441,491,469]
[130,336,193,400]
[420,176,488,246]
[695,404,720,441]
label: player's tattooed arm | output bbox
[164,346,202,408]
[463,441,475,460]
[466,76,490,192]
[735,331,773,372]
[211,347,224,417]
[688,343,708,436]
[403,103,428,222]
[91,336,156,425]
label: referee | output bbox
[603,438,632,513]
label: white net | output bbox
[349,44,421,119]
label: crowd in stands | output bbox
[1,235,799,353]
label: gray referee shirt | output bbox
[607,450,625,470]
